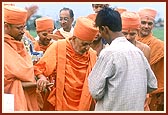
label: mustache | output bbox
[142,28,150,31]
[19,33,24,36]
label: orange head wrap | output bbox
[4,6,27,25]
[121,11,140,30]
[36,17,54,32]
[138,7,157,20]
[73,17,98,41]
[87,13,97,22]
[115,7,127,14]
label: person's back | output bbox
[121,11,151,110]
[90,36,156,111]
[88,7,157,111]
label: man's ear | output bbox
[101,26,105,30]
[4,23,11,31]
[71,17,74,23]
[102,26,110,34]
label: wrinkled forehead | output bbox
[140,17,154,23]
[75,37,93,44]
[59,10,70,17]
[122,29,138,33]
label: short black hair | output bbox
[92,4,109,8]
[60,7,74,18]
[95,7,122,32]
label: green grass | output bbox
[152,27,164,41]
[29,30,37,38]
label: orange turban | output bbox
[138,8,157,20]
[121,11,140,30]
[36,17,54,32]
[73,17,98,41]
[115,7,127,14]
[87,13,97,22]
[4,6,27,25]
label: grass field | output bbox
[29,30,37,38]
[29,27,164,41]
[152,27,164,41]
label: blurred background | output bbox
[3,2,165,41]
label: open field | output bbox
[152,27,164,41]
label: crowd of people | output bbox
[3,3,164,112]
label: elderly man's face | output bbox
[71,37,93,55]
[5,23,26,41]
[59,10,73,31]
[139,18,154,37]
[122,29,138,44]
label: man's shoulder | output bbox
[151,35,164,50]
[54,30,65,39]
[137,41,150,49]
[89,48,97,56]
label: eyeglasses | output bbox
[12,25,26,30]
[59,17,70,22]
[122,32,137,36]
[141,21,153,26]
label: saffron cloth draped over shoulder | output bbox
[34,39,97,110]
[4,5,39,111]
[4,34,39,111]
[34,17,98,110]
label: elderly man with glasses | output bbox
[53,7,74,40]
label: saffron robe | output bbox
[136,33,164,92]
[54,28,74,40]
[33,41,52,53]
[4,34,39,111]
[136,33,164,111]
[34,39,97,110]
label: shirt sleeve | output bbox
[146,59,158,93]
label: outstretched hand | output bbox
[25,5,39,20]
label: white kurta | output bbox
[88,37,157,111]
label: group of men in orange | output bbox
[4,3,164,111]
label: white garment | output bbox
[88,37,157,111]
[34,36,39,41]
[53,27,74,39]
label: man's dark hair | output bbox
[60,7,74,18]
[95,7,122,32]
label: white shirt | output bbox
[88,37,157,111]
[53,27,74,39]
